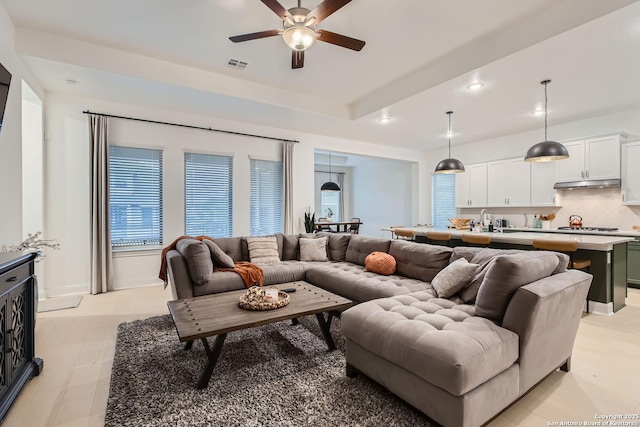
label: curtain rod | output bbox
[82,110,299,144]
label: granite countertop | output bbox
[380,227,634,251]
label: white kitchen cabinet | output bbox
[455,163,487,207]
[530,161,558,206]
[621,140,640,205]
[487,158,530,207]
[555,135,622,182]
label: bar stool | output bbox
[461,233,492,246]
[532,238,592,312]
[426,231,451,246]
[393,228,416,241]
[389,225,406,239]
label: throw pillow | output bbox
[299,237,329,261]
[203,240,235,269]
[246,236,280,265]
[175,239,213,285]
[364,252,397,275]
[475,252,560,323]
[431,258,479,298]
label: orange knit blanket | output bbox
[159,236,264,288]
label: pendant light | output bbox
[321,152,340,192]
[524,80,569,162]
[434,111,465,174]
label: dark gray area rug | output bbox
[106,314,433,426]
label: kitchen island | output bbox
[382,227,632,314]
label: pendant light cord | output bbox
[544,81,548,141]
[447,111,453,158]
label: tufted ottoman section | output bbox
[342,292,519,396]
[305,262,433,303]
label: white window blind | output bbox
[432,173,455,229]
[250,159,283,236]
[109,146,163,248]
[184,153,233,237]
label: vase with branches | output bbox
[304,207,316,233]
[1,231,60,262]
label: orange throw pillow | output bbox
[365,251,397,275]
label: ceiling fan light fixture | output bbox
[282,25,316,51]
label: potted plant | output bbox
[304,207,316,233]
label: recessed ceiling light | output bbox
[446,131,454,137]
[532,109,545,116]
[378,117,391,124]
[467,82,484,91]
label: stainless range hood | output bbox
[554,178,621,190]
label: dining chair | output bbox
[348,217,361,234]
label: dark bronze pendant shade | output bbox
[524,80,569,162]
[434,111,465,174]
[321,152,340,192]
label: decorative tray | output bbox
[238,287,290,311]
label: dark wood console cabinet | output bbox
[0,252,43,421]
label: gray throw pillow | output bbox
[175,239,213,285]
[246,236,280,265]
[316,232,351,261]
[299,237,329,261]
[475,252,560,323]
[203,240,235,269]
[431,258,479,298]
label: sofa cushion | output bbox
[242,234,284,261]
[341,293,519,396]
[175,239,213,285]
[305,262,431,303]
[316,232,351,261]
[282,234,299,261]
[261,261,306,285]
[299,237,329,261]
[203,240,235,269]
[431,257,479,298]
[345,235,391,266]
[365,252,397,275]
[212,237,243,262]
[388,240,453,283]
[247,236,280,265]
[475,252,561,323]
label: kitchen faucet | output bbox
[480,209,489,226]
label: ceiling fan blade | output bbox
[229,29,280,43]
[316,29,365,51]
[309,0,352,23]
[260,0,290,19]
[292,50,305,69]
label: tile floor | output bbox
[3,285,640,426]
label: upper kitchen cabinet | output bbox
[555,134,624,182]
[622,139,640,205]
[487,158,530,207]
[455,163,487,208]
[531,161,558,206]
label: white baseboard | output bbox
[586,300,614,315]
[44,284,89,298]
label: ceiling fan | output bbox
[229,0,365,69]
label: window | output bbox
[431,173,455,229]
[321,191,340,220]
[109,146,163,248]
[250,159,283,236]
[184,153,233,237]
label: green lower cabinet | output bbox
[627,238,640,289]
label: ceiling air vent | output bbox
[226,58,248,70]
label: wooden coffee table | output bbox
[167,281,353,389]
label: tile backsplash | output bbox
[459,188,640,230]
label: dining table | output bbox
[315,220,362,233]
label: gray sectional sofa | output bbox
[165,232,592,427]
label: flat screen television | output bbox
[0,61,11,134]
